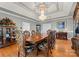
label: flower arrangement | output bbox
[0,17,16,26]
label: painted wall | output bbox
[41,16,74,39]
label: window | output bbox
[22,22,30,32]
[41,23,51,34]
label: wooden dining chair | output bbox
[23,30,35,56]
[36,37,47,56]
[46,31,56,56]
[23,41,35,56]
[31,30,36,35]
[36,30,56,56]
[51,30,56,49]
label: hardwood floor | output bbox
[52,39,77,57]
[0,39,78,57]
[0,44,18,57]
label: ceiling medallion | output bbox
[38,2,47,21]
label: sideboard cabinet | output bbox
[56,32,67,40]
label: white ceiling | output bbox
[21,2,59,15]
[0,2,77,22]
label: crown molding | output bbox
[0,7,39,22]
[39,15,73,24]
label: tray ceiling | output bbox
[0,2,77,22]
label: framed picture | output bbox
[57,21,65,29]
[36,24,41,33]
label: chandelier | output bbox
[38,3,47,21]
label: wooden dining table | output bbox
[30,34,47,44]
[32,35,47,56]
[24,34,48,56]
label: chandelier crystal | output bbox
[39,2,47,21]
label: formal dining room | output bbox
[0,2,79,57]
